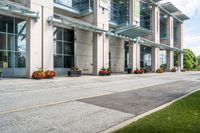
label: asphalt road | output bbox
[0,72,200,133]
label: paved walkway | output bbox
[0,72,200,133]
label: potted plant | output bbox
[68,67,82,77]
[106,68,112,76]
[45,70,56,79]
[99,68,108,76]
[127,67,132,74]
[171,67,177,72]
[32,68,46,79]
[156,68,164,73]
[181,69,186,72]
[134,69,144,74]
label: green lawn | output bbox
[115,91,200,133]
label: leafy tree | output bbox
[183,49,198,70]
[197,56,200,65]
[174,51,178,67]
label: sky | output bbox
[161,0,200,56]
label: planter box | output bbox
[68,70,82,77]
[127,68,132,74]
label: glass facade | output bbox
[0,15,26,77]
[140,1,152,30]
[174,20,179,47]
[109,0,130,25]
[54,0,94,12]
[53,27,74,70]
[140,45,151,71]
[160,50,167,69]
[160,12,167,40]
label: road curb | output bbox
[101,88,200,133]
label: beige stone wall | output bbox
[75,29,93,74]
[109,38,125,73]
[27,0,54,78]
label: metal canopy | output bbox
[140,38,183,52]
[174,12,190,21]
[106,32,137,42]
[115,26,152,39]
[48,14,107,33]
[161,2,180,13]
[140,38,161,47]
[149,0,189,23]
[0,0,39,20]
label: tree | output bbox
[183,49,198,70]
[174,51,178,67]
[197,56,200,65]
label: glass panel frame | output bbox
[0,15,27,77]
[54,26,74,69]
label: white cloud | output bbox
[161,0,200,56]
[184,34,200,55]
[187,46,200,56]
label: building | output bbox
[0,0,189,78]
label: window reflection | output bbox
[0,15,26,69]
[140,45,152,70]
[54,27,74,68]
[160,50,167,68]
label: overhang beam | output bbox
[0,0,39,20]
[47,14,107,34]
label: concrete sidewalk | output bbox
[0,72,200,133]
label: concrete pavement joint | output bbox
[0,92,113,116]
[0,79,178,96]
[0,80,184,115]
[101,87,200,133]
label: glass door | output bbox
[0,15,27,77]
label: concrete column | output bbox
[178,23,184,69]
[93,0,109,75]
[151,6,160,72]
[129,42,137,70]
[130,0,140,26]
[26,0,54,78]
[167,16,174,71]
[42,2,54,71]
[129,0,141,70]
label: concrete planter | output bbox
[127,68,132,74]
[68,70,82,77]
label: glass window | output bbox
[15,36,26,53]
[55,41,63,54]
[64,42,74,55]
[7,17,14,33]
[54,27,74,68]
[140,45,152,69]
[8,35,15,50]
[54,27,62,40]
[54,55,63,68]
[15,52,26,68]
[64,56,73,68]
[0,16,7,33]
[0,15,26,71]
[0,51,14,68]
[15,18,26,35]
[64,29,74,42]
[160,50,167,68]
[0,33,7,50]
